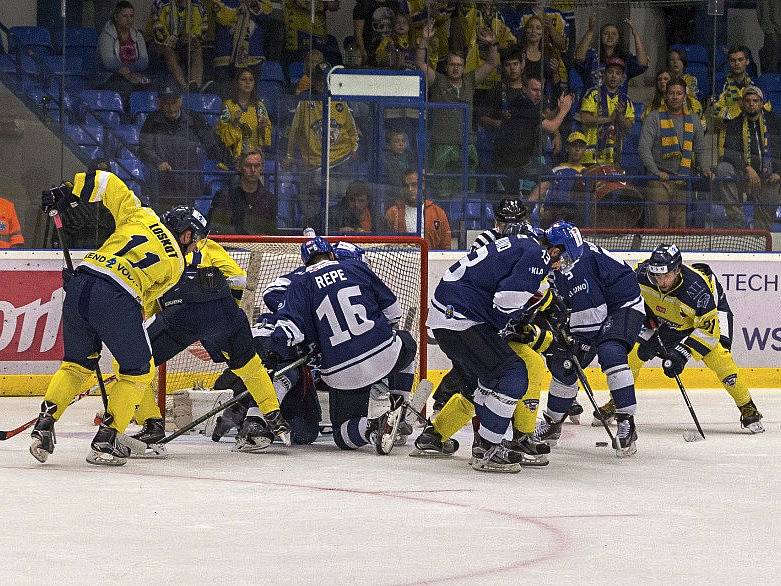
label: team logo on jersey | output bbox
[655,305,666,313]
[445,304,454,318]
[335,102,344,112]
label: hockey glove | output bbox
[637,327,664,362]
[41,182,76,213]
[662,343,691,378]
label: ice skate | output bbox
[367,402,406,455]
[395,420,413,446]
[613,413,637,458]
[87,425,131,466]
[470,436,522,473]
[129,418,167,458]
[503,429,550,467]
[739,400,765,434]
[409,422,459,457]
[264,409,292,446]
[532,413,563,446]
[29,414,56,463]
[211,403,247,442]
[233,416,274,452]
[592,397,616,426]
[567,400,583,424]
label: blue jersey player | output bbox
[533,221,644,457]
[427,225,556,472]
[271,237,417,454]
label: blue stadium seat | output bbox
[568,68,584,100]
[464,199,482,219]
[259,60,285,84]
[0,54,39,90]
[110,157,147,183]
[125,179,146,204]
[687,63,710,99]
[53,27,98,53]
[9,26,53,56]
[288,61,305,85]
[277,174,302,228]
[756,74,781,95]
[671,44,708,66]
[111,124,140,158]
[130,91,158,121]
[44,55,85,91]
[80,89,124,127]
[184,93,222,116]
[66,124,105,160]
[258,80,282,111]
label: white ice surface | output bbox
[0,390,778,585]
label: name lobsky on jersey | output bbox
[314,269,347,289]
[149,222,179,258]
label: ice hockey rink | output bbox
[0,389,777,585]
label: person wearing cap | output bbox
[139,83,224,207]
[529,131,587,225]
[715,85,781,229]
[579,56,635,166]
[639,78,709,229]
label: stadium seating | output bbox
[65,124,105,160]
[9,26,52,56]
[80,89,124,127]
[287,61,305,86]
[110,124,140,159]
[43,55,86,92]
[259,60,285,84]
[109,157,147,184]
[184,92,222,125]
[130,91,157,125]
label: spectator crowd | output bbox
[6,0,781,249]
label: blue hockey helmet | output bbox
[301,236,334,265]
[333,241,366,262]
[544,220,584,273]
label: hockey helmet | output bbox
[161,206,209,242]
[301,236,334,265]
[333,241,366,262]
[544,220,584,273]
[648,243,682,275]
[495,198,528,223]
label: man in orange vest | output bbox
[0,197,24,248]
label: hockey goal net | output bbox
[581,228,772,252]
[155,235,428,406]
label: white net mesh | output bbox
[157,236,427,396]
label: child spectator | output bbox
[329,180,374,233]
[385,169,451,250]
[150,0,208,91]
[98,1,150,105]
[0,196,24,248]
[574,16,650,91]
[215,68,273,165]
[579,57,635,165]
[295,49,325,95]
[382,129,413,184]
[375,13,415,69]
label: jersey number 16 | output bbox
[316,285,374,346]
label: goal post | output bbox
[156,234,429,413]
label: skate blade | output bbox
[394,434,410,447]
[376,406,405,455]
[541,437,559,447]
[409,448,454,458]
[567,415,580,425]
[519,454,549,467]
[743,421,765,434]
[29,439,50,463]
[277,431,292,446]
[591,417,615,427]
[613,444,637,458]
[129,444,169,459]
[469,457,521,473]
[232,437,273,453]
[682,430,705,442]
[118,434,151,456]
[86,450,127,466]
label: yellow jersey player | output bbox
[598,244,764,433]
[131,221,291,454]
[30,171,196,466]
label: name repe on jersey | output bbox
[552,242,643,341]
[429,234,551,331]
[273,258,403,390]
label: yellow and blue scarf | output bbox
[659,111,695,173]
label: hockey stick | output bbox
[123,353,312,453]
[49,209,110,414]
[655,334,706,442]
[0,375,117,441]
[566,353,618,448]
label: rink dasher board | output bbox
[1,250,780,394]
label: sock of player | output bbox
[601,342,636,415]
[43,361,94,420]
[232,354,281,415]
[432,393,475,441]
[545,378,578,421]
[702,346,751,407]
[334,417,369,450]
[134,384,163,424]
[473,362,527,444]
[508,342,546,435]
[106,362,155,432]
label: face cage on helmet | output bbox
[557,250,580,274]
